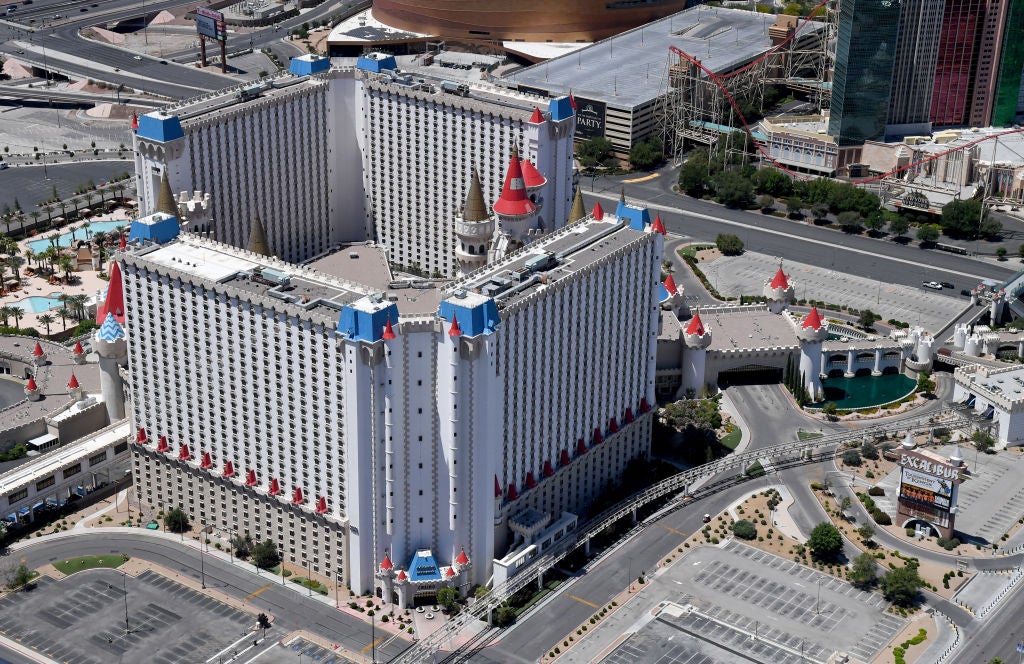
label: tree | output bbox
[849,552,877,588]
[1018,244,1024,261]
[807,522,842,561]
[628,136,663,171]
[785,197,803,219]
[880,564,923,606]
[6,255,23,286]
[857,309,880,330]
[678,150,711,198]
[916,371,935,395]
[4,562,33,590]
[711,170,754,208]
[0,306,14,327]
[232,533,253,559]
[972,430,996,453]
[861,442,878,460]
[981,216,1003,239]
[821,402,838,421]
[837,210,863,233]
[576,137,614,170]
[940,199,984,238]
[493,604,517,627]
[252,539,280,569]
[437,587,460,614]
[257,612,271,638]
[731,519,757,540]
[10,307,23,330]
[810,202,830,221]
[916,224,940,244]
[752,168,793,197]
[864,212,886,236]
[888,215,910,239]
[841,449,862,466]
[856,522,876,544]
[715,233,744,256]
[164,507,190,533]
[757,194,775,212]
[996,247,1008,260]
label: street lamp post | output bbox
[200,521,207,589]
[815,578,821,615]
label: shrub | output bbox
[715,233,744,255]
[731,519,757,540]
[868,486,885,496]
[842,449,862,466]
[937,537,960,551]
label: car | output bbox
[79,7,87,11]
[22,0,32,4]
[960,289,972,297]
[940,281,954,289]
[922,281,943,290]
[160,60,167,64]
[0,162,7,170]
[133,55,142,60]
[702,513,711,523]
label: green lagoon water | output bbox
[814,373,915,409]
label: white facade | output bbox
[134,64,575,278]
[120,210,662,599]
[953,364,1024,448]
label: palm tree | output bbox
[56,306,70,330]
[6,255,24,286]
[10,307,23,330]
[42,205,54,226]
[28,211,40,230]
[0,306,15,327]
[23,249,34,270]
[57,201,67,227]
[83,193,96,218]
[83,221,92,239]
[36,313,55,336]
[69,294,87,320]
[57,255,75,283]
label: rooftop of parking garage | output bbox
[701,308,798,353]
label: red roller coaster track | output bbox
[667,0,1024,185]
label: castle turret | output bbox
[797,307,827,402]
[247,215,272,257]
[764,266,795,314]
[24,375,40,402]
[682,310,711,396]
[991,289,1007,325]
[567,187,586,224]
[93,262,128,422]
[454,169,496,275]
[492,146,540,254]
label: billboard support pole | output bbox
[200,37,207,68]
[220,40,227,73]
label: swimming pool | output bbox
[13,292,65,314]
[27,220,130,254]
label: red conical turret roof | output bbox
[651,215,666,235]
[494,475,502,498]
[73,341,84,355]
[178,443,191,461]
[380,552,393,570]
[525,472,537,489]
[245,469,257,486]
[136,427,147,444]
[25,376,37,391]
[686,311,705,336]
[223,461,235,478]
[624,407,634,423]
[445,565,456,578]
[456,548,469,565]
[397,569,408,581]
[640,397,651,413]
[382,317,396,340]
[32,342,44,357]
[492,147,537,217]
[593,427,604,444]
[95,262,125,324]
[292,487,304,504]
[316,496,328,514]
[543,460,554,477]
[200,452,212,469]
[576,437,587,455]
[520,160,546,188]
[609,417,619,433]
[157,435,169,453]
[592,202,604,220]
[119,234,127,250]
[67,373,79,389]
[529,107,544,123]
[507,483,519,501]
[802,306,823,330]
[268,478,281,496]
[448,314,462,337]
[130,113,139,131]
[560,448,571,466]
[569,90,577,110]
[770,267,789,290]
[663,274,678,295]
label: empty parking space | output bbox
[0,569,253,664]
[250,637,358,664]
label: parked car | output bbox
[960,289,972,297]
[922,281,943,290]
[702,513,711,523]
[940,281,955,289]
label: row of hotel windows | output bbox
[7,445,123,505]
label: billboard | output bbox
[196,7,227,42]
[575,97,606,139]
[899,467,953,508]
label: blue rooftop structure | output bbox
[438,296,499,337]
[97,313,125,342]
[614,201,651,231]
[407,549,442,582]
[128,213,180,245]
[356,53,398,74]
[548,96,574,122]
[289,54,330,77]
[136,113,184,143]
[338,301,399,342]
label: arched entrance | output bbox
[901,518,940,538]
[717,364,783,387]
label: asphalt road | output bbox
[950,584,1024,663]
[3,532,411,661]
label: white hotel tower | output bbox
[119,166,663,603]
[133,53,576,276]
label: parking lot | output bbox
[0,569,254,664]
[593,542,904,664]
[251,636,358,664]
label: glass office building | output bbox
[992,0,1024,126]
[828,0,904,145]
